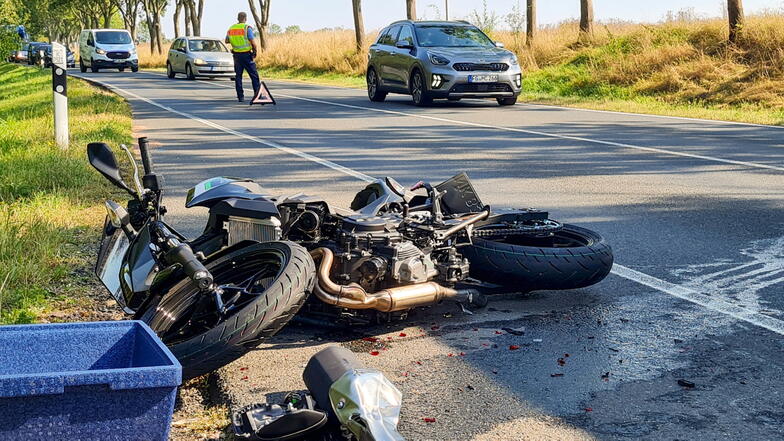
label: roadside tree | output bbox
[579,0,593,41]
[352,0,364,53]
[526,0,536,46]
[247,0,270,50]
[728,0,744,43]
[406,0,416,20]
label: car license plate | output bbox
[468,74,498,83]
[113,59,123,63]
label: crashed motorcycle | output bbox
[88,138,315,379]
[183,171,614,326]
[275,173,614,325]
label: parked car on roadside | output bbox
[367,20,522,106]
[79,29,138,73]
[7,50,17,62]
[28,43,50,67]
[166,37,234,80]
[39,44,76,68]
[24,42,47,65]
[14,49,28,63]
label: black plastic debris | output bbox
[677,379,696,389]
[502,327,525,336]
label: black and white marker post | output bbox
[51,42,69,149]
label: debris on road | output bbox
[423,417,436,423]
[551,373,564,377]
[678,379,696,389]
[502,327,525,336]
[509,345,521,350]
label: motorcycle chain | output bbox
[473,226,561,238]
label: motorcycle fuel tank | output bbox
[185,177,266,208]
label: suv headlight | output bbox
[95,48,107,55]
[194,58,208,66]
[510,55,519,65]
[428,52,450,66]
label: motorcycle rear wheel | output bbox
[462,224,613,292]
[140,241,315,380]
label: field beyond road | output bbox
[143,13,784,125]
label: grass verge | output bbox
[0,62,132,324]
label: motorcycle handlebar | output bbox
[165,243,213,291]
[138,137,154,175]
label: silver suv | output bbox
[367,20,522,106]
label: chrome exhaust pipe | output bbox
[309,248,483,312]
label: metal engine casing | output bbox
[335,215,437,292]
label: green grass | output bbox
[259,66,365,89]
[0,62,132,324]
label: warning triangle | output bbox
[250,82,276,106]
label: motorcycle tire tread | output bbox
[463,224,613,292]
[144,241,316,380]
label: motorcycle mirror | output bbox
[87,142,135,196]
[105,200,130,228]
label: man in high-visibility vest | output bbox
[225,12,260,102]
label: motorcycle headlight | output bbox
[105,200,130,228]
[428,52,450,66]
[194,58,208,66]
[95,48,107,55]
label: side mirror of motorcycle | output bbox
[87,142,135,196]
[385,177,407,198]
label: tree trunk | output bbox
[247,0,270,50]
[579,0,593,39]
[192,0,204,37]
[174,0,182,38]
[728,0,744,43]
[184,2,192,36]
[352,0,364,53]
[406,0,416,20]
[444,0,449,20]
[526,0,536,46]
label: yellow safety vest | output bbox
[227,23,251,53]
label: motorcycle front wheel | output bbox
[140,241,315,380]
[462,224,613,292]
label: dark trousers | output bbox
[232,52,260,100]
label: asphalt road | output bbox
[73,70,784,441]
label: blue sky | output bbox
[162,0,784,39]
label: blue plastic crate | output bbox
[0,320,182,441]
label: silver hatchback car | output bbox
[166,37,234,80]
[367,20,522,106]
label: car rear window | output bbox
[188,39,228,52]
[414,25,494,48]
[95,31,132,45]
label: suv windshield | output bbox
[414,25,494,48]
[95,31,132,45]
[188,39,228,52]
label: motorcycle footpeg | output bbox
[232,401,328,441]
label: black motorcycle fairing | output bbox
[122,222,158,311]
[185,177,266,208]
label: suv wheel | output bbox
[90,58,99,73]
[410,70,432,106]
[497,96,518,106]
[166,62,175,79]
[79,58,86,73]
[367,68,387,102]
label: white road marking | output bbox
[77,76,374,183]
[75,73,784,336]
[612,265,784,336]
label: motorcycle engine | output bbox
[334,215,438,292]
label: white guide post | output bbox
[51,42,69,149]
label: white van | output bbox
[79,29,138,73]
